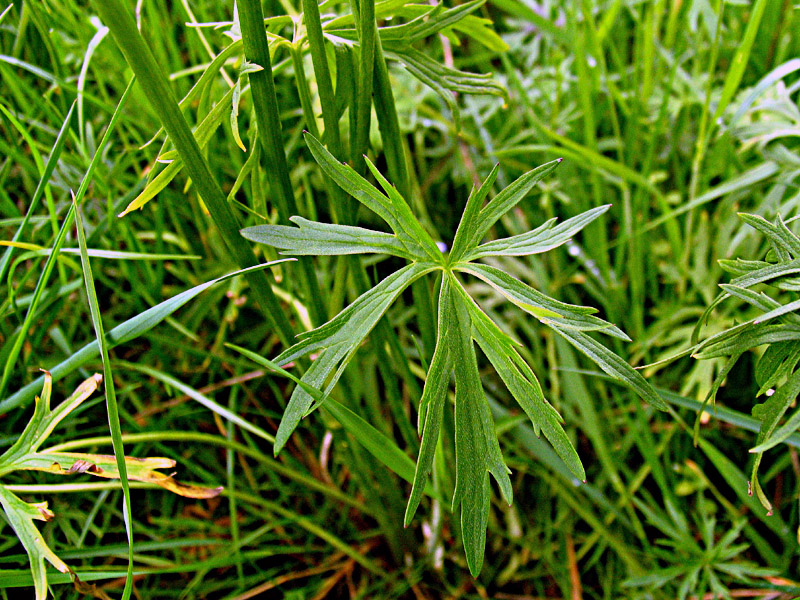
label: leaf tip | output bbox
[273,441,284,457]
[556,157,563,163]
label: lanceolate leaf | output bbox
[458,263,630,338]
[452,279,585,480]
[693,213,800,512]
[120,84,237,216]
[242,216,416,259]
[14,452,222,498]
[274,262,437,367]
[405,276,454,526]
[378,0,485,44]
[0,373,101,476]
[693,324,800,360]
[363,155,443,259]
[468,204,611,260]
[227,344,438,500]
[551,327,669,411]
[450,164,500,261]
[738,213,800,257]
[451,279,512,576]
[0,487,68,600]
[728,258,800,290]
[0,374,223,599]
[468,158,563,250]
[321,0,508,125]
[385,47,505,126]
[755,341,800,395]
[273,262,436,453]
[304,133,439,260]
[749,368,800,513]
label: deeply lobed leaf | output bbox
[405,276,455,526]
[450,277,512,576]
[304,133,441,261]
[466,204,611,260]
[240,145,660,575]
[273,262,436,453]
[242,216,417,259]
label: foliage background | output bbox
[1,0,799,598]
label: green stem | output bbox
[372,36,409,198]
[371,34,437,367]
[237,0,326,325]
[90,0,295,346]
[302,0,341,156]
[291,46,320,139]
[301,0,356,314]
[350,0,375,177]
[682,0,725,292]
[302,0,354,223]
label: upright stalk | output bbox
[350,0,375,177]
[238,0,326,325]
[372,35,437,362]
[372,36,409,199]
[301,0,342,158]
[90,0,295,346]
[300,0,354,314]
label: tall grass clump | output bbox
[1,0,799,598]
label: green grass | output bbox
[1,0,799,598]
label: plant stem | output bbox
[237,0,326,325]
[301,0,355,223]
[350,0,375,177]
[90,0,295,346]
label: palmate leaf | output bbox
[272,261,437,453]
[0,373,221,599]
[243,134,663,574]
[321,0,507,126]
[693,213,800,512]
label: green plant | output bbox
[241,133,667,575]
[693,213,800,514]
[0,372,220,600]
[624,499,775,599]
[4,0,800,596]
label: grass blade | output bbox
[72,196,134,599]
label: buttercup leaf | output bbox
[242,137,660,573]
[0,374,224,596]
